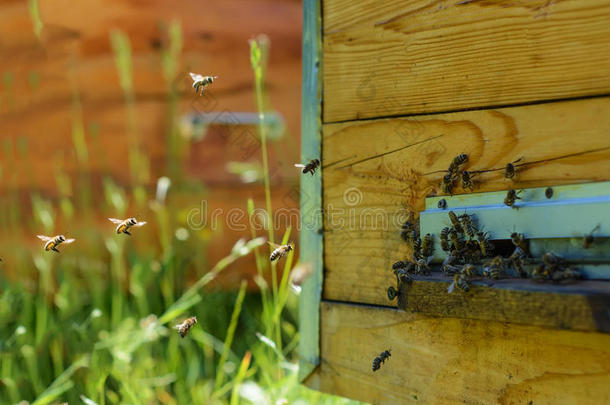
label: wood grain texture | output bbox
[322,97,610,306]
[313,301,610,405]
[322,0,610,122]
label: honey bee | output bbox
[372,349,391,372]
[189,72,218,95]
[449,153,468,174]
[441,173,454,195]
[447,266,472,294]
[400,221,417,242]
[459,213,477,239]
[448,211,463,234]
[294,159,320,176]
[440,227,451,252]
[542,252,564,268]
[108,217,147,236]
[412,236,422,260]
[448,229,463,252]
[268,242,294,262]
[37,235,75,252]
[483,256,504,279]
[461,171,476,191]
[504,158,522,179]
[583,224,601,249]
[421,233,434,258]
[532,263,550,280]
[441,250,458,271]
[394,268,413,284]
[476,231,493,257]
[509,246,527,277]
[392,260,414,272]
[504,189,522,208]
[174,316,197,338]
[414,256,433,275]
[510,232,527,251]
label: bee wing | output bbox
[37,235,53,242]
[294,164,306,168]
[63,238,76,244]
[133,221,147,227]
[189,72,204,82]
[173,323,182,330]
[108,218,123,224]
[267,241,281,249]
[447,282,456,294]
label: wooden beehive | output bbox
[298,0,610,403]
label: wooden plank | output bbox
[322,97,610,306]
[322,0,610,122]
[299,0,324,381]
[316,301,610,405]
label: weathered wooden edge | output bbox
[299,0,323,382]
[395,276,610,332]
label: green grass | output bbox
[0,29,361,405]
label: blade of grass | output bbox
[229,351,252,405]
[214,280,247,392]
[32,355,89,405]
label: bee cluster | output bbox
[531,253,582,282]
[441,154,470,195]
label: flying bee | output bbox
[510,232,527,251]
[583,224,601,249]
[476,231,494,257]
[504,158,522,179]
[108,217,147,236]
[421,233,434,258]
[294,159,320,176]
[458,213,477,239]
[461,171,476,191]
[448,211,463,234]
[174,316,197,338]
[483,256,504,279]
[268,242,294,262]
[440,227,451,252]
[189,72,218,95]
[504,189,522,208]
[372,350,391,372]
[37,235,75,252]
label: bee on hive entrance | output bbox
[268,242,294,262]
[37,235,75,253]
[483,256,504,279]
[440,227,451,252]
[421,233,434,258]
[583,224,601,249]
[175,316,198,338]
[447,265,473,294]
[504,189,522,208]
[477,231,494,257]
[372,349,391,371]
[108,217,147,236]
[448,210,463,234]
[294,159,320,176]
[504,158,522,180]
[189,72,218,95]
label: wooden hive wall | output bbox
[300,0,610,402]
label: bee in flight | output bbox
[268,242,294,262]
[372,349,391,371]
[295,159,320,176]
[189,72,218,95]
[174,316,198,338]
[37,235,75,252]
[108,218,147,236]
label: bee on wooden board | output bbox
[37,234,75,253]
[189,72,218,95]
[441,173,454,195]
[448,153,468,175]
[174,316,198,338]
[448,211,463,234]
[294,159,320,176]
[268,242,294,262]
[414,256,433,275]
[504,189,522,208]
[504,158,522,180]
[461,171,476,191]
[583,224,601,249]
[483,256,504,279]
[447,266,473,294]
[372,349,391,372]
[108,217,147,236]
[394,268,413,284]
